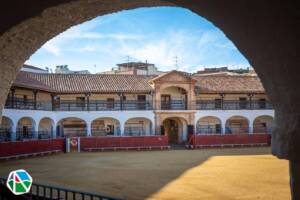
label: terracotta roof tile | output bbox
[12,71,266,94]
[13,72,154,93]
[193,74,265,94]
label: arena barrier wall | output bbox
[188,133,271,148]
[0,139,65,158]
[80,136,169,151]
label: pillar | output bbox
[290,161,300,200]
[248,119,254,134]
[11,124,17,141]
[34,124,38,139]
[52,125,57,139]
[86,123,91,136]
[221,121,226,135]
[33,90,37,110]
[119,122,124,136]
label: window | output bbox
[107,98,115,109]
[76,97,85,108]
[161,95,171,110]
[239,97,247,109]
[215,98,222,109]
[137,95,146,110]
[259,98,266,109]
[23,95,28,106]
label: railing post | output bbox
[248,93,253,109]
[51,94,55,111]
[33,90,38,110]
[85,93,90,111]
[220,93,225,110]
[10,88,15,108]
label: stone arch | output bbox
[17,117,36,140]
[124,117,153,136]
[91,117,120,136]
[196,116,222,134]
[38,117,55,139]
[253,115,274,134]
[225,115,249,134]
[0,116,14,141]
[56,117,87,137]
[160,85,189,110]
[162,117,188,144]
[0,1,299,197]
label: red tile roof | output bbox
[12,71,266,94]
[193,74,265,94]
[13,72,154,93]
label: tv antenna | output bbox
[174,56,179,70]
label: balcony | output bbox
[161,100,187,110]
[4,97,273,111]
[195,100,273,110]
[5,97,153,111]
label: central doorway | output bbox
[163,119,179,144]
[162,117,187,145]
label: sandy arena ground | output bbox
[0,147,289,200]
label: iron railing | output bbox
[196,100,273,110]
[5,97,273,111]
[0,177,122,200]
[161,100,187,110]
[5,97,153,111]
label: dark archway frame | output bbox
[0,1,298,198]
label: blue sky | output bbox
[26,7,250,73]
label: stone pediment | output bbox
[150,70,195,83]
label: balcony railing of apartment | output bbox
[4,97,273,111]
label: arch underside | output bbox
[0,0,298,161]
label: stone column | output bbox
[119,122,124,136]
[11,123,17,141]
[221,121,226,135]
[34,124,39,139]
[290,161,300,200]
[248,118,254,134]
[52,125,57,139]
[86,123,91,137]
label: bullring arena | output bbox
[0,147,289,200]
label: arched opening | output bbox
[225,116,249,134]
[124,118,152,136]
[91,117,120,136]
[162,117,187,144]
[161,86,188,110]
[0,116,13,141]
[56,117,87,138]
[17,117,36,140]
[196,116,222,134]
[253,115,274,134]
[38,117,55,139]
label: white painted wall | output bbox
[2,108,274,141]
